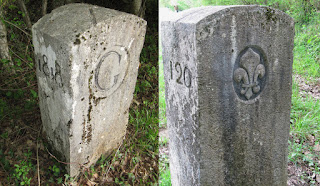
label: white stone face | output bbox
[32,3,146,177]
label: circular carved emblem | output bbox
[95,46,129,95]
[233,46,267,101]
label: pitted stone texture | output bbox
[161,6,294,186]
[32,3,146,177]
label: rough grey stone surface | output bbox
[161,6,294,186]
[32,3,146,177]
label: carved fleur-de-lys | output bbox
[234,48,266,100]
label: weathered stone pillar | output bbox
[32,3,146,176]
[161,6,294,185]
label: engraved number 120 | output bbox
[169,61,191,88]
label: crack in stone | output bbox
[89,8,97,26]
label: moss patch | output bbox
[265,7,277,22]
[74,38,81,45]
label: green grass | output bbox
[293,18,320,78]
[289,11,320,183]
[159,162,171,186]
[289,78,320,183]
[159,44,167,128]
[159,136,171,186]
[159,35,170,185]
[289,14,320,182]
[291,81,320,139]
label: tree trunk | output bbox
[52,0,82,10]
[0,10,11,61]
[131,0,146,18]
[17,0,32,29]
[42,0,48,16]
[0,8,14,72]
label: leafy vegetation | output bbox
[0,0,158,185]
[160,0,320,25]
[294,21,320,78]
[159,0,320,185]
[159,44,166,128]
[159,136,170,185]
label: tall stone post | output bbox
[32,3,146,177]
[161,6,294,185]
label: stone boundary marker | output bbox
[32,3,146,177]
[161,6,294,185]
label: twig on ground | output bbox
[46,147,85,183]
[3,20,31,37]
[25,40,32,57]
[105,142,123,176]
[37,140,40,185]
[0,70,37,88]
[12,133,28,145]
[0,161,7,176]
[9,48,33,66]
[0,83,36,91]
[132,98,141,106]
[46,147,82,166]
[37,129,41,186]
[0,113,9,122]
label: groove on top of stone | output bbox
[32,3,144,45]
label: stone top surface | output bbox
[32,3,145,45]
[163,5,293,24]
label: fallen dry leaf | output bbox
[26,139,33,146]
[92,173,98,179]
[106,177,113,182]
[114,161,120,167]
[314,144,320,152]
[316,174,320,183]
[86,180,97,186]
